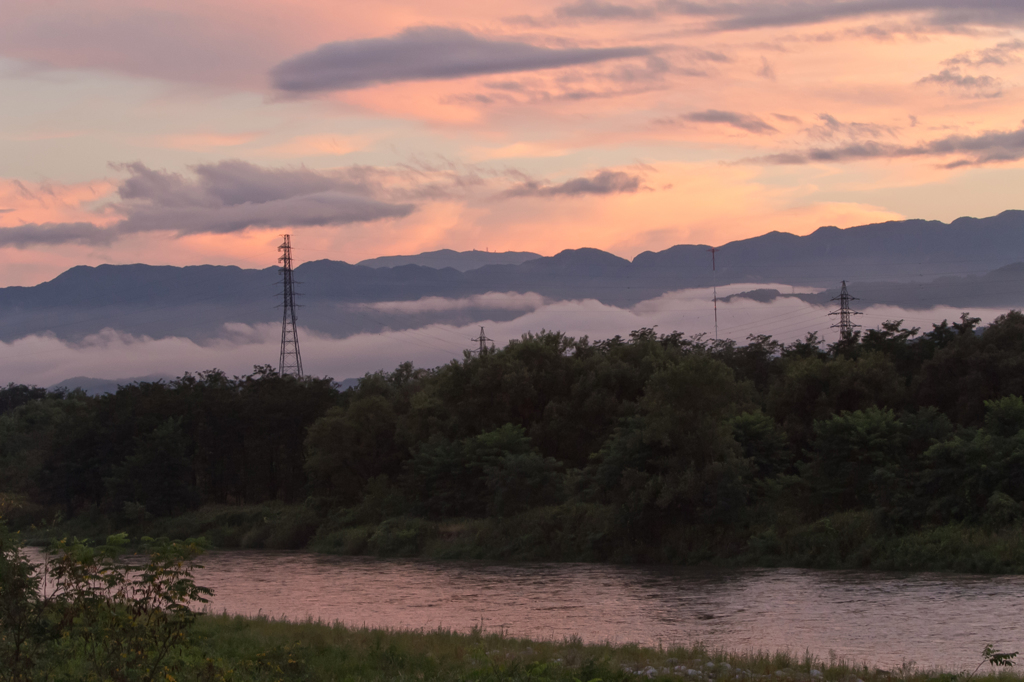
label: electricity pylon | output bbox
[278,234,303,378]
[829,280,862,341]
[471,326,494,355]
[708,246,719,341]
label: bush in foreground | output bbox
[0,519,209,682]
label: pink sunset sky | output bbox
[2,0,1024,287]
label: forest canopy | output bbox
[4,311,1024,569]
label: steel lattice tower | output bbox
[708,247,719,341]
[471,326,493,355]
[277,234,303,378]
[829,280,862,341]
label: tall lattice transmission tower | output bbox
[708,246,719,341]
[829,280,862,341]
[277,234,303,378]
[470,326,494,355]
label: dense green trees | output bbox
[0,367,336,523]
[5,311,1024,565]
[106,418,199,518]
[306,396,401,502]
[403,424,561,518]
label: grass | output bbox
[189,613,1024,682]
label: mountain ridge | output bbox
[3,210,1023,343]
[357,248,542,271]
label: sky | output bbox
[2,0,1024,289]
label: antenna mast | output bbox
[708,247,719,341]
[471,326,494,355]
[278,234,303,377]
[829,280,862,341]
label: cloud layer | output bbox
[501,170,642,198]
[1,285,1010,388]
[748,125,1024,168]
[918,68,1002,97]
[271,26,652,92]
[552,0,1024,30]
[0,161,415,248]
[668,110,778,134]
[0,222,115,249]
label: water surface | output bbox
[186,551,1024,671]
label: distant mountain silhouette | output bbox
[632,210,1024,286]
[358,248,541,271]
[48,374,174,396]
[3,210,1023,343]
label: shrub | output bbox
[265,508,319,549]
[0,519,45,681]
[984,491,1023,529]
[367,517,436,557]
[311,525,373,554]
[1,518,211,682]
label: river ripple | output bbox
[174,551,1022,671]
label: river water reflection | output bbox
[183,551,1024,671]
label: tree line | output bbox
[4,311,1024,565]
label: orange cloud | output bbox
[0,178,118,226]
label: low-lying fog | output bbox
[1,284,1011,388]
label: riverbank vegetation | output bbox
[6,311,1024,571]
[189,613,1023,682]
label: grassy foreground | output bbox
[189,614,1019,682]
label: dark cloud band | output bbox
[553,0,1024,31]
[670,109,777,134]
[746,125,1024,167]
[918,68,1001,97]
[271,26,652,92]
[117,192,414,236]
[0,222,115,249]
[702,0,1024,31]
[501,170,641,198]
[0,161,415,248]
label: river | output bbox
[171,551,1023,672]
